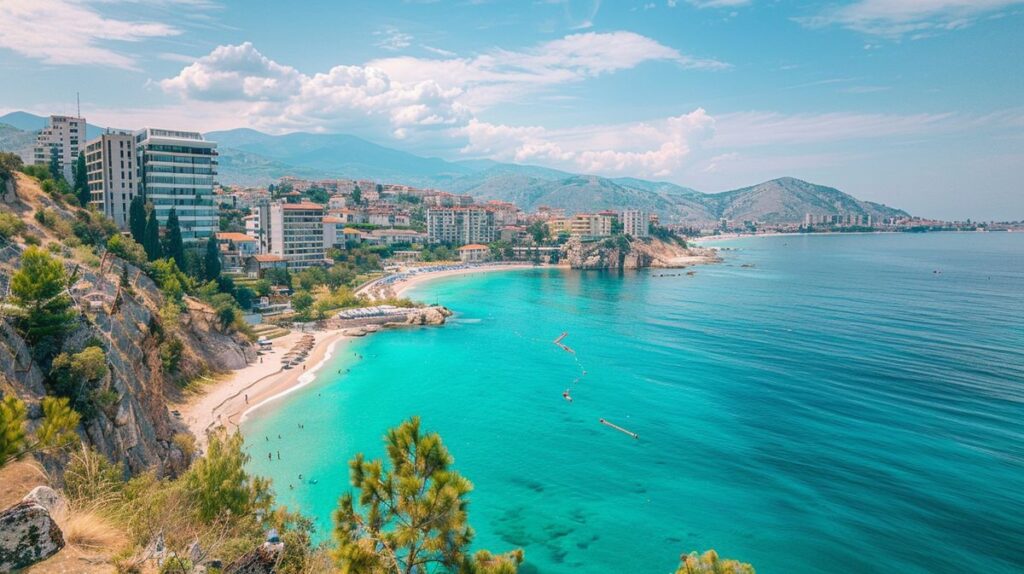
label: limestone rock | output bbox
[224,540,284,574]
[0,501,65,572]
[22,486,67,517]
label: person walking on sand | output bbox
[245,394,248,404]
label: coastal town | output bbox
[1,0,1022,570]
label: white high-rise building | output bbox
[266,201,326,269]
[621,209,650,238]
[84,132,138,229]
[135,128,218,241]
[33,115,85,182]
[426,207,496,244]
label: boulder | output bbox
[0,501,65,572]
[224,537,284,574]
[22,486,67,517]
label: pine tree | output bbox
[333,416,523,573]
[129,196,147,244]
[164,208,185,269]
[10,246,77,361]
[1,396,80,468]
[143,209,162,261]
[204,236,221,281]
[73,153,89,206]
[352,185,361,205]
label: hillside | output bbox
[0,115,912,222]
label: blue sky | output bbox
[1,0,1022,220]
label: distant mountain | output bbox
[0,112,911,223]
[0,123,35,155]
[206,128,475,187]
[0,111,105,140]
[699,177,908,224]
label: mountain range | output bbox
[0,112,909,224]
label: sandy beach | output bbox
[179,328,352,447]
[358,262,553,300]
[181,263,548,446]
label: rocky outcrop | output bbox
[0,501,64,572]
[562,236,720,270]
[22,486,66,517]
[224,534,284,574]
[402,306,453,326]
[0,241,255,479]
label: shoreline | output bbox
[692,230,903,244]
[182,263,550,445]
[178,328,353,446]
[358,262,555,300]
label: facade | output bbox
[245,254,288,278]
[84,131,138,228]
[135,128,218,241]
[367,229,427,246]
[268,202,326,269]
[426,207,497,245]
[33,115,86,182]
[458,244,490,263]
[216,232,259,270]
[621,209,650,238]
[570,212,615,239]
[546,218,572,237]
[322,216,346,248]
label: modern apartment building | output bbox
[569,212,616,239]
[426,207,497,245]
[268,202,326,269]
[84,131,138,228]
[135,128,218,241]
[33,115,86,181]
[621,209,650,238]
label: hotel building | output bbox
[621,209,650,238]
[84,131,138,228]
[135,128,218,241]
[426,206,497,245]
[33,115,86,182]
[267,202,327,269]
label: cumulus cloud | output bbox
[798,0,1024,38]
[0,0,180,69]
[369,31,728,108]
[459,109,716,177]
[159,33,725,138]
[159,42,470,137]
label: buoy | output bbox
[599,418,638,440]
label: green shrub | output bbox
[0,212,26,241]
[106,233,148,268]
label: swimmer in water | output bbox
[562,389,573,403]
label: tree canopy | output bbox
[164,207,185,269]
[1,395,80,468]
[333,416,522,573]
[129,196,147,244]
[143,208,162,260]
[73,153,89,207]
[203,236,221,281]
[10,246,76,360]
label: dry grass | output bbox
[56,507,128,557]
[0,459,48,508]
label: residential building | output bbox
[216,232,260,271]
[366,229,427,246]
[84,131,138,228]
[367,208,411,227]
[322,216,346,248]
[458,244,490,263]
[570,212,615,239]
[33,115,86,182]
[622,209,649,238]
[244,254,288,278]
[135,128,218,241]
[546,218,572,237]
[268,201,326,269]
[426,207,497,244]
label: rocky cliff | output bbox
[0,174,255,478]
[562,236,720,270]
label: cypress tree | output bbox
[48,148,62,181]
[143,209,162,261]
[129,196,147,243]
[73,154,89,206]
[164,208,185,269]
[204,236,221,281]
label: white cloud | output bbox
[799,0,1024,37]
[459,109,716,177]
[374,26,413,51]
[159,33,726,138]
[0,0,180,69]
[159,42,470,137]
[370,31,728,109]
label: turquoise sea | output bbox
[243,232,1024,574]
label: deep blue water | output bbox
[244,232,1024,573]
